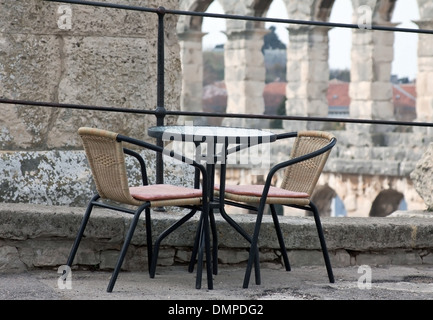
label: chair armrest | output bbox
[260,137,337,198]
[275,131,297,141]
[123,148,148,185]
[117,133,208,194]
[118,134,201,168]
[272,137,336,172]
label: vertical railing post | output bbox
[155,6,166,185]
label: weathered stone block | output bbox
[0,0,182,151]
[411,142,433,210]
[0,246,27,273]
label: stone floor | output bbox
[1,264,433,301]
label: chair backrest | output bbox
[280,131,336,196]
[78,127,143,206]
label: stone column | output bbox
[414,20,433,131]
[284,26,330,132]
[222,28,268,129]
[348,26,395,132]
[178,30,207,125]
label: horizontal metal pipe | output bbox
[1,98,432,127]
[45,0,433,35]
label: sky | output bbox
[202,0,420,80]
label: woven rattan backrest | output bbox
[280,131,335,196]
[78,127,143,206]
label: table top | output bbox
[148,125,277,144]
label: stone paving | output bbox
[2,264,433,301]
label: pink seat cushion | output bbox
[214,184,309,198]
[130,184,202,201]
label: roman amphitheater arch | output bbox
[177,0,433,129]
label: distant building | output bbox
[203,79,417,122]
[202,81,227,126]
[326,79,416,121]
[392,83,417,121]
[327,79,351,118]
[263,81,286,115]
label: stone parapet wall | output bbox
[0,149,195,207]
[1,203,433,273]
[0,0,181,150]
[0,129,431,210]
[0,0,190,207]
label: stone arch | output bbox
[369,189,405,217]
[177,0,214,33]
[177,0,347,129]
[178,0,423,130]
[309,184,338,217]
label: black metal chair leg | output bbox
[107,207,146,293]
[149,208,197,278]
[204,215,214,290]
[145,208,152,272]
[270,204,290,271]
[243,203,266,289]
[188,216,202,273]
[188,211,218,275]
[310,202,335,283]
[218,207,261,285]
[195,216,205,289]
[209,210,218,275]
[194,209,213,290]
[66,195,99,267]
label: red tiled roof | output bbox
[327,79,350,107]
[263,81,286,108]
[202,80,417,113]
[393,84,416,108]
[202,81,227,108]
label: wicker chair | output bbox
[67,127,211,292]
[215,130,337,288]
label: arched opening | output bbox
[263,0,288,84]
[328,0,352,81]
[390,0,419,123]
[326,0,353,124]
[201,1,227,125]
[262,0,288,128]
[202,0,226,51]
[391,0,419,83]
[369,189,405,217]
[309,184,346,217]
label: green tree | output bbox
[270,97,286,129]
[329,69,351,82]
[262,26,286,52]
